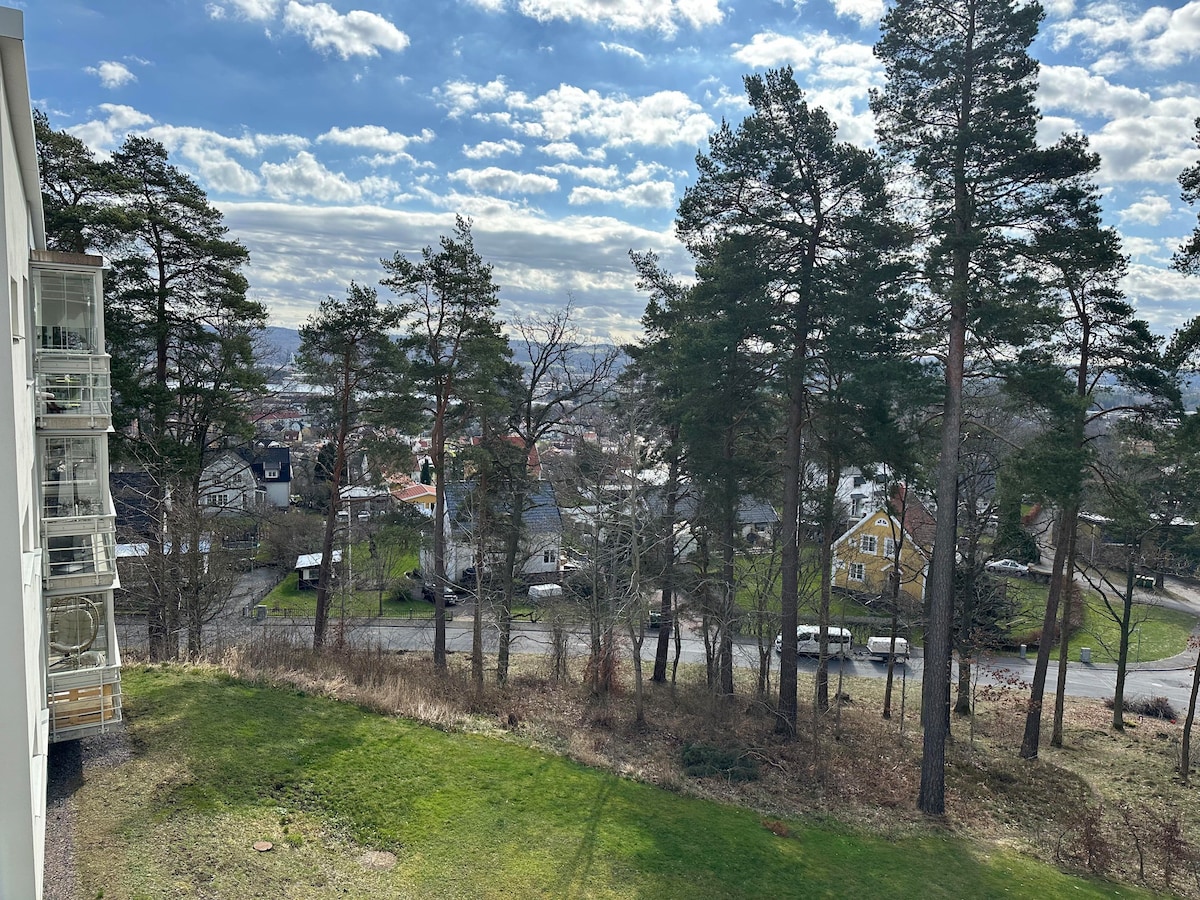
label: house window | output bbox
[861,535,877,554]
[208,492,229,508]
[884,537,897,558]
[543,548,555,564]
[849,562,865,582]
[265,468,279,479]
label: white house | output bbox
[200,450,262,515]
[1,10,121,899]
[422,481,563,585]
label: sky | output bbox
[20,0,1200,344]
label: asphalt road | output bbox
[116,568,1200,710]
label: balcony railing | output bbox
[44,528,117,591]
[35,355,112,430]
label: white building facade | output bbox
[0,10,121,899]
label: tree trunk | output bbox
[1111,550,1136,730]
[1019,501,1074,758]
[775,350,805,735]
[816,457,837,713]
[496,484,526,686]
[1051,514,1080,747]
[652,437,680,683]
[1180,647,1200,784]
[919,292,965,815]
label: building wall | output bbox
[0,9,47,899]
[830,511,928,602]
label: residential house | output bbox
[244,444,291,508]
[1,12,121,897]
[422,481,563,585]
[200,450,263,515]
[830,487,934,603]
[395,481,436,516]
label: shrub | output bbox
[680,743,759,782]
[1103,695,1177,720]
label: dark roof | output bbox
[110,470,157,539]
[444,480,561,534]
[649,488,780,527]
[238,445,292,482]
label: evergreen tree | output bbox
[381,217,511,669]
[873,0,1093,813]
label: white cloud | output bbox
[600,42,646,61]
[733,30,837,68]
[84,61,137,89]
[1119,193,1174,226]
[208,0,280,20]
[66,104,155,150]
[1051,1,1200,72]
[511,85,715,147]
[140,125,262,194]
[282,1,409,59]
[1087,95,1200,183]
[569,181,675,208]
[538,140,606,161]
[538,163,621,185]
[464,0,507,10]
[434,78,509,118]
[448,166,559,194]
[514,0,723,35]
[1038,66,1151,118]
[218,200,688,341]
[463,139,524,159]
[627,160,681,183]
[317,125,434,165]
[829,0,884,28]
[261,151,397,202]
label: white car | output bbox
[985,558,1029,576]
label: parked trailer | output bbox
[528,583,563,601]
[866,636,909,662]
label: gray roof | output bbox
[444,480,562,534]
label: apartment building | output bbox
[0,9,121,899]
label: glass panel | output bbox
[46,592,111,671]
[41,435,104,518]
[36,369,112,420]
[34,269,98,352]
[46,531,116,579]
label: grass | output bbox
[263,542,421,617]
[69,665,1157,899]
[991,576,1196,663]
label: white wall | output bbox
[0,10,48,900]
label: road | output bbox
[115,567,1200,709]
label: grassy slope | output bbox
[72,667,1155,899]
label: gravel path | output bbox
[43,728,132,900]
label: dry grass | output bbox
[199,633,1199,896]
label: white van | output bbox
[774,625,852,658]
[866,636,909,662]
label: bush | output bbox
[1103,695,1177,720]
[681,743,759,782]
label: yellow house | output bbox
[830,507,929,602]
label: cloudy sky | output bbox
[22,0,1200,342]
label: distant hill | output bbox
[260,326,301,366]
[257,325,624,378]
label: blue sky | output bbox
[21,0,1200,343]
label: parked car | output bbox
[985,558,1029,577]
[421,583,458,606]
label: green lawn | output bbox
[994,576,1196,663]
[72,667,1155,899]
[264,542,422,617]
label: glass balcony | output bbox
[46,591,122,740]
[35,355,112,430]
[40,434,108,527]
[44,528,117,591]
[31,254,105,355]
